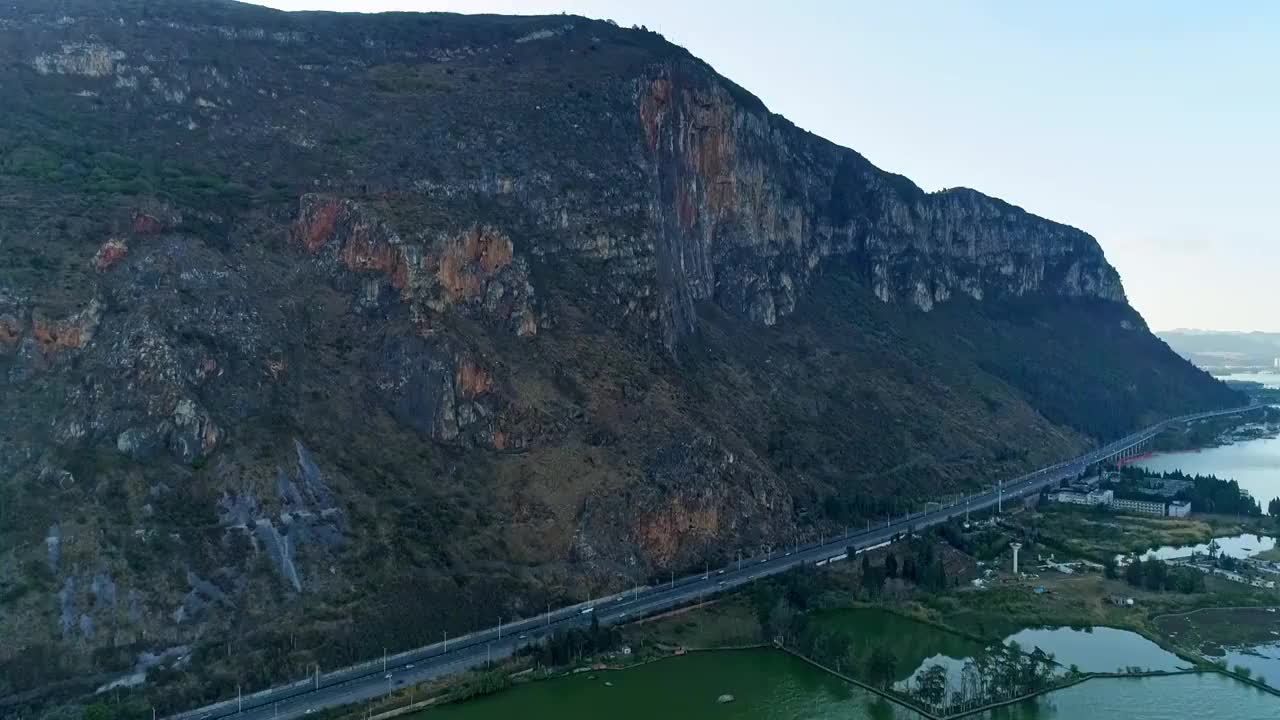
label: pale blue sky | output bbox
[250,1,1279,332]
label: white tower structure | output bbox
[1011,542,1023,575]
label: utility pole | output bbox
[498,617,502,640]
[237,684,242,713]
[547,603,551,627]
[444,630,448,652]
[382,647,387,673]
[314,663,320,690]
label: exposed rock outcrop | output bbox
[30,300,102,357]
[292,194,539,338]
[638,64,1124,348]
[92,238,129,271]
[0,313,21,353]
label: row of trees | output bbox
[531,615,621,668]
[858,534,953,595]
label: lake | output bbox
[414,648,1277,720]
[810,608,989,689]
[814,609,1190,681]
[973,672,1276,719]
[1226,641,1280,685]
[1133,432,1280,508]
[416,649,924,720]
[1004,626,1190,673]
[1142,532,1277,560]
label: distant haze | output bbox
[1158,330,1280,372]
[250,0,1280,333]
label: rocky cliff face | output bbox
[0,1,1237,712]
[639,66,1124,347]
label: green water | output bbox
[813,609,1192,691]
[416,649,923,720]
[415,649,1276,720]
[975,672,1276,719]
[812,608,990,685]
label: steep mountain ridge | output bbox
[0,1,1237,711]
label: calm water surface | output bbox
[974,672,1276,719]
[1225,641,1280,684]
[1142,532,1277,560]
[813,608,988,688]
[1003,626,1189,673]
[1134,433,1280,508]
[416,649,923,720]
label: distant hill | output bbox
[1158,330,1280,371]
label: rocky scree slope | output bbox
[0,0,1238,710]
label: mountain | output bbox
[1157,330,1280,372]
[0,0,1239,711]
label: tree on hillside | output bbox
[885,553,899,579]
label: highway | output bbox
[169,403,1266,720]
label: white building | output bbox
[1167,500,1192,518]
[1050,491,1089,505]
[1048,489,1113,507]
[1112,497,1166,516]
